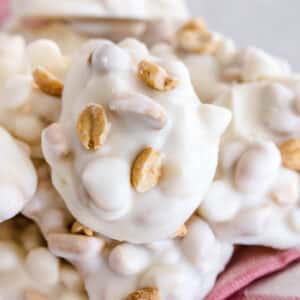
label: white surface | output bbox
[187,0,300,71]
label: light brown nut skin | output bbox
[71,221,94,237]
[138,60,178,91]
[76,104,110,150]
[177,18,217,54]
[172,224,188,238]
[24,290,49,300]
[32,66,64,97]
[279,139,300,171]
[131,147,163,193]
[124,287,161,300]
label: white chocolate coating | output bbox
[0,217,87,300]
[0,127,37,222]
[215,78,300,144]
[42,38,231,243]
[50,217,233,300]
[11,0,189,20]
[23,165,233,300]
[199,78,300,249]
[181,33,291,103]
[0,34,67,157]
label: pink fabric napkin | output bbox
[0,0,9,23]
[207,247,300,300]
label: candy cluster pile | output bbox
[0,1,299,299]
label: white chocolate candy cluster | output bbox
[50,217,233,300]
[0,127,37,222]
[196,51,300,249]
[11,0,189,20]
[216,78,300,144]
[0,34,68,157]
[9,21,88,56]
[199,135,300,249]
[8,0,189,55]
[176,19,291,103]
[22,165,233,300]
[42,38,231,243]
[0,217,87,300]
[4,6,300,299]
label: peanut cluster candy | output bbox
[215,78,300,144]
[42,38,231,243]
[22,165,233,300]
[0,127,37,223]
[199,79,300,249]
[177,19,291,103]
[8,1,189,54]
[0,34,68,157]
[49,216,233,300]
[0,217,87,300]
[11,0,189,20]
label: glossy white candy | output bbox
[199,77,300,248]
[181,33,291,103]
[22,168,233,300]
[0,218,87,300]
[0,127,37,222]
[0,35,66,157]
[42,38,231,243]
[49,217,233,300]
[12,0,189,20]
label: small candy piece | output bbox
[0,242,22,271]
[0,184,25,222]
[89,42,130,73]
[279,139,300,171]
[109,94,167,130]
[234,142,281,193]
[131,147,163,193]
[32,66,64,97]
[108,244,150,275]
[181,219,216,269]
[27,39,67,74]
[42,123,70,160]
[71,221,94,237]
[25,247,60,286]
[124,287,161,300]
[60,264,85,292]
[48,233,104,260]
[271,168,300,206]
[138,60,178,91]
[177,19,217,54]
[199,181,240,223]
[76,104,110,150]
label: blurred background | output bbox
[187,0,300,70]
[0,0,299,69]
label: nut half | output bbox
[138,60,178,91]
[124,287,161,300]
[131,147,163,193]
[32,66,63,97]
[173,224,188,238]
[71,221,94,237]
[76,104,110,150]
[177,18,217,54]
[279,139,300,171]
